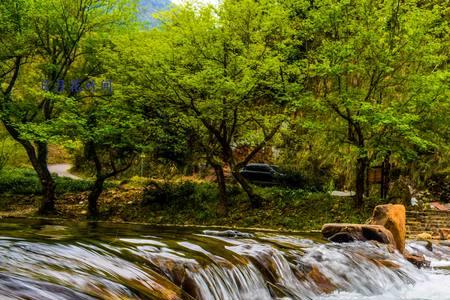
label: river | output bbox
[0,219,448,300]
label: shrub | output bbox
[277,166,330,191]
[142,181,193,207]
[54,177,94,194]
[0,168,41,194]
[427,172,450,203]
[141,181,218,208]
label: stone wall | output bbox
[406,210,450,238]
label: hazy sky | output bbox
[171,0,219,5]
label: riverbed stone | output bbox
[202,230,254,238]
[321,224,396,247]
[308,265,336,293]
[369,204,406,253]
[404,253,430,269]
[417,232,433,241]
[372,259,400,269]
[440,240,450,247]
[439,228,450,240]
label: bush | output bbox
[427,172,450,203]
[142,180,217,208]
[0,168,41,194]
[0,167,94,195]
[277,166,330,191]
[142,181,193,207]
[54,177,94,194]
[133,180,377,230]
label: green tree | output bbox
[143,0,299,209]
[306,0,450,205]
[54,17,148,218]
[0,0,136,214]
[61,96,147,218]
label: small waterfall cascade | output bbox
[0,220,448,299]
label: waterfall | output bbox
[0,220,448,300]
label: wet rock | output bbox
[267,282,299,299]
[202,230,254,238]
[369,204,406,253]
[327,231,365,243]
[423,240,433,252]
[180,277,201,300]
[321,204,431,269]
[404,253,430,269]
[371,259,400,269]
[321,224,396,248]
[417,232,433,241]
[439,228,450,240]
[308,265,336,293]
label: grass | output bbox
[116,181,385,231]
[0,167,94,195]
[0,167,384,231]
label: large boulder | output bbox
[369,204,406,253]
[321,223,396,247]
[322,204,428,268]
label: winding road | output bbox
[48,163,80,180]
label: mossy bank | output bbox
[0,169,385,231]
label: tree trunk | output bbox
[35,141,56,214]
[353,124,366,208]
[37,165,57,214]
[381,154,391,199]
[365,163,370,197]
[20,142,56,214]
[212,163,228,215]
[2,122,56,214]
[355,156,368,207]
[88,177,105,219]
[231,168,262,208]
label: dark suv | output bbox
[239,163,285,185]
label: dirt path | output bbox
[48,163,80,180]
[330,191,355,196]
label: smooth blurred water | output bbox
[0,219,448,300]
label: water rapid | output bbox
[0,220,448,300]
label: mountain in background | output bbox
[138,0,172,25]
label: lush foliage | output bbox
[0,0,449,219]
[134,182,378,229]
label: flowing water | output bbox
[0,219,449,300]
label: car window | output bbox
[246,165,271,172]
[271,165,281,172]
[245,165,259,171]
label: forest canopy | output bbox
[0,0,449,217]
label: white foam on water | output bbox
[188,263,272,300]
[317,270,450,300]
[1,225,450,300]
